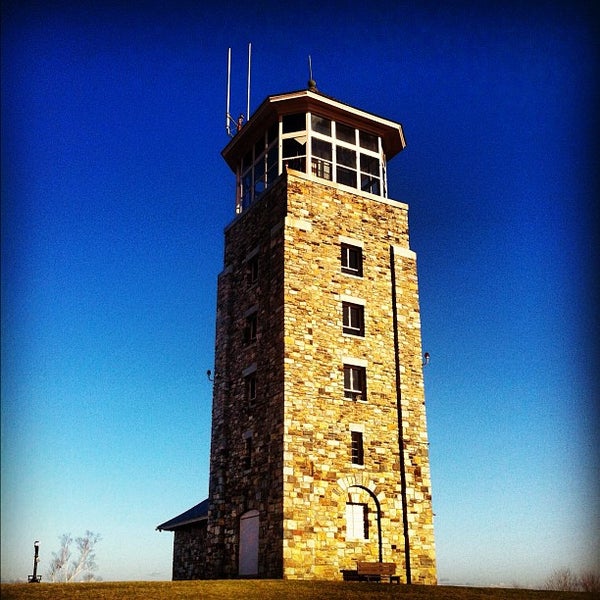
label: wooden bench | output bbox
[356,561,400,583]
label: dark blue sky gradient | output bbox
[2,0,598,586]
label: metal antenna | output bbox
[246,42,252,122]
[308,55,317,91]
[226,47,232,136]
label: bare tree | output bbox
[47,531,101,582]
[579,570,600,593]
[544,567,580,591]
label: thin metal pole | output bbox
[226,48,232,136]
[246,42,252,121]
[390,246,412,584]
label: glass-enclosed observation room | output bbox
[222,89,406,214]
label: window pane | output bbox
[360,153,379,175]
[284,157,306,172]
[336,122,355,144]
[242,150,253,172]
[247,256,259,284]
[245,373,257,402]
[311,114,331,136]
[346,503,368,540]
[351,431,364,465]
[344,365,366,401]
[282,113,306,133]
[359,130,378,151]
[254,162,265,196]
[343,302,364,336]
[337,166,357,188]
[244,313,257,344]
[267,122,278,145]
[312,158,332,180]
[254,136,265,158]
[341,244,363,277]
[361,174,380,195]
[337,145,356,168]
[241,171,252,210]
[266,145,278,183]
[312,138,332,161]
[282,137,306,159]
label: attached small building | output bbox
[156,499,208,580]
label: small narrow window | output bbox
[346,503,369,540]
[244,435,253,469]
[341,244,363,277]
[244,312,257,345]
[247,255,259,285]
[344,365,366,401]
[343,302,365,336]
[245,372,257,406]
[351,431,364,465]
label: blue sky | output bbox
[1,0,598,587]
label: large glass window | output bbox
[237,111,386,213]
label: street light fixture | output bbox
[28,540,41,583]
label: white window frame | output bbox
[343,362,367,402]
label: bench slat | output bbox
[357,562,396,575]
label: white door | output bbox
[239,510,259,576]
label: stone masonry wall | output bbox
[205,176,288,578]
[205,170,436,583]
[281,172,436,583]
[172,522,208,580]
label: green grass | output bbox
[0,580,596,600]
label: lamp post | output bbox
[28,540,41,583]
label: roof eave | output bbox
[221,90,406,172]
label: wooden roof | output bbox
[221,89,406,172]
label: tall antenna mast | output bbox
[226,47,232,136]
[225,43,252,138]
[247,42,252,122]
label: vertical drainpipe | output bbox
[390,245,412,585]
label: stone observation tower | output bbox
[203,81,436,583]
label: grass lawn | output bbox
[0,580,596,600]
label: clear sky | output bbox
[1,0,598,588]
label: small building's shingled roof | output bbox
[156,498,209,531]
